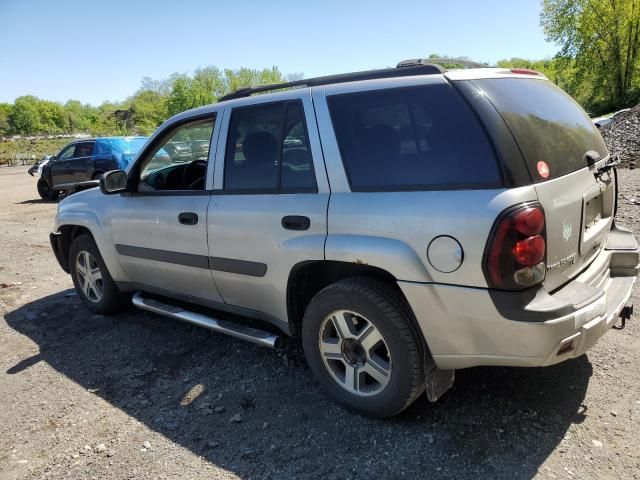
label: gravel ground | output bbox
[1,165,640,480]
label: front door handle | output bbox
[178,212,198,225]
[282,215,310,231]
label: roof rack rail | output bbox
[218,63,446,102]
[397,58,488,69]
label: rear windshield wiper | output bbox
[596,155,620,174]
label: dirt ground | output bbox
[1,165,639,480]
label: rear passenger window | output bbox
[73,142,95,158]
[224,101,317,192]
[328,84,501,191]
[94,141,111,156]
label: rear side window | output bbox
[327,84,501,191]
[94,140,111,156]
[474,78,607,182]
[73,142,94,158]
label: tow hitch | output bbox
[614,304,633,330]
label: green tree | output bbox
[167,66,287,116]
[0,103,12,136]
[37,100,65,134]
[92,102,122,136]
[9,96,41,134]
[542,0,640,106]
[130,89,167,134]
[64,100,93,133]
[167,75,195,116]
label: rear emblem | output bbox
[562,221,573,241]
[537,161,550,179]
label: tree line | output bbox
[1,0,638,137]
[0,66,295,137]
[500,0,640,116]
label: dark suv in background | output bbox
[38,136,148,200]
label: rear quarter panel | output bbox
[326,188,538,285]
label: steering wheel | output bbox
[182,160,207,190]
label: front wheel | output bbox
[302,277,425,418]
[37,178,59,201]
[69,234,129,314]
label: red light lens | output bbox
[485,203,546,289]
[513,207,544,236]
[512,235,545,266]
[509,68,541,76]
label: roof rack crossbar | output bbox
[218,64,446,102]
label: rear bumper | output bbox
[400,226,638,369]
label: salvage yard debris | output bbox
[601,103,640,168]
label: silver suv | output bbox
[50,60,639,418]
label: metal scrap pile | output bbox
[601,104,640,168]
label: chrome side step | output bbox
[132,292,281,349]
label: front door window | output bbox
[138,117,215,191]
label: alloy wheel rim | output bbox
[75,250,103,303]
[318,310,392,396]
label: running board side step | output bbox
[132,292,282,349]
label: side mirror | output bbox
[100,170,128,194]
[49,155,57,162]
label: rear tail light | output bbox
[484,203,546,290]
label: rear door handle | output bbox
[178,212,198,225]
[282,215,310,231]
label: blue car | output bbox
[38,137,149,200]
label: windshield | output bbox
[473,78,607,182]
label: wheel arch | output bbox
[286,260,423,340]
[55,225,94,273]
[55,214,128,282]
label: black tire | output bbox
[37,178,59,201]
[68,234,129,314]
[302,277,425,418]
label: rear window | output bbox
[327,84,501,191]
[474,78,607,182]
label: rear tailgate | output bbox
[472,77,613,291]
[534,167,614,290]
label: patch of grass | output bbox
[0,138,70,166]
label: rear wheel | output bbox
[302,277,425,418]
[37,178,59,201]
[69,234,129,314]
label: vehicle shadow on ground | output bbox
[14,199,57,205]
[5,290,592,479]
